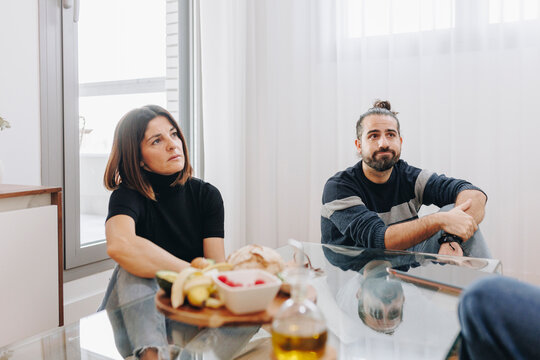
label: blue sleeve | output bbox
[321,179,387,249]
[423,173,486,207]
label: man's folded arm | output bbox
[327,205,444,250]
[343,208,387,248]
[385,198,479,248]
[323,192,441,250]
[323,201,387,248]
[423,174,487,216]
[383,215,443,250]
[325,198,479,250]
[455,189,487,225]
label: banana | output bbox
[186,286,210,307]
[202,262,233,273]
[182,274,213,307]
[183,274,213,292]
[171,267,199,308]
[171,270,223,308]
[205,297,224,309]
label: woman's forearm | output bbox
[108,235,190,278]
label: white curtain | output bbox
[200,0,540,285]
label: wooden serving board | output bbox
[155,287,316,328]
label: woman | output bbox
[99,105,226,360]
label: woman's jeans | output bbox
[406,205,492,258]
[98,266,259,360]
[458,276,540,360]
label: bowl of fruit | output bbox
[156,259,233,310]
[212,269,281,315]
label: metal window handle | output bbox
[62,0,80,23]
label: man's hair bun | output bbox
[372,100,398,115]
[356,99,401,139]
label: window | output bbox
[40,0,193,273]
[76,1,167,251]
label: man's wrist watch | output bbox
[437,232,463,245]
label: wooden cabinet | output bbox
[0,185,63,347]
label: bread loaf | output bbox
[226,244,285,275]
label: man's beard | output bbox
[363,148,400,171]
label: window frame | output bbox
[39,0,194,279]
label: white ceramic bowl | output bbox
[212,269,281,315]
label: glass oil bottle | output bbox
[271,241,327,359]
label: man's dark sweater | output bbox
[321,160,483,249]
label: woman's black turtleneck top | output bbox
[106,170,224,262]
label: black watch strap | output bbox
[438,232,463,245]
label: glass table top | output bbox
[0,243,501,360]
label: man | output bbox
[321,100,490,257]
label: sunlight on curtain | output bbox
[200,0,540,285]
[347,0,454,37]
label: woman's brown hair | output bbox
[103,105,193,200]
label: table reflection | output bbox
[317,244,488,359]
[355,260,404,335]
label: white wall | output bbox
[0,0,110,331]
[0,0,42,185]
[63,269,113,325]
